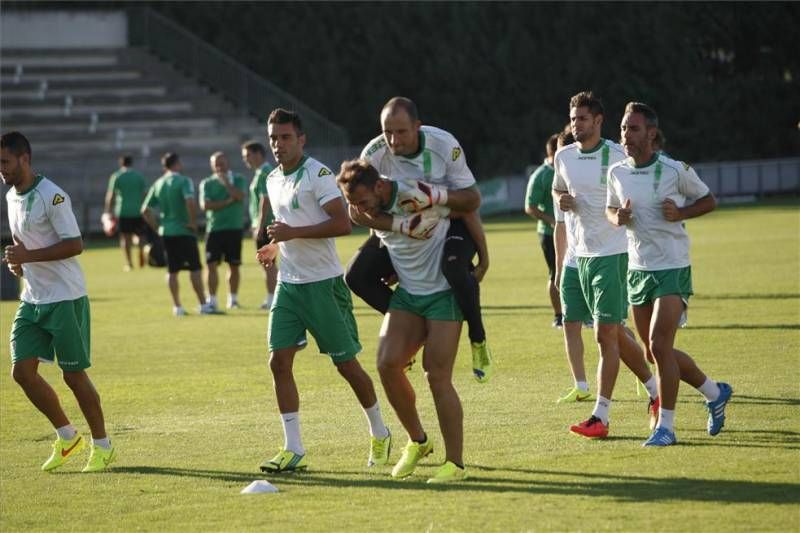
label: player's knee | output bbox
[648,339,672,362]
[11,364,35,387]
[62,370,86,389]
[268,353,291,375]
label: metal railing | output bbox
[127,7,349,149]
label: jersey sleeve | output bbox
[107,173,117,195]
[606,171,622,208]
[45,188,81,240]
[676,162,710,201]
[183,177,195,199]
[312,165,343,206]
[552,155,568,192]
[143,183,158,209]
[444,140,476,189]
[524,172,537,209]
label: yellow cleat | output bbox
[391,438,433,479]
[556,386,593,404]
[368,430,392,467]
[42,434,85,472]
[260,449,307,473]
[427,461,468,484]
[82,445,117,473]
[471,341,494,383]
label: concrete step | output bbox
[2,71,142,83]
[1,86,168,100]
[33,132,246,156]
[2,101,193,118]
[2,91,174,106]
[13,116,218,135]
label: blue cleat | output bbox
[642,427,677,447]
[706,382,733,436]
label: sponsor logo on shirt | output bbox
[52,194,65,206]
[318,167,331,177]
[366,138,386,156]
[577,156,597,160]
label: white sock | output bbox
[657,408,675,432]
[362,402,389,439]
[643,376,658,400]
[228,293,238,304]
[697,378,720,402]
[93,437,112,449]
[280,412,304,455]
[592,396,611,425]
[575,381,589,391]
[207,295,217,307]
[56,424,77,440]
[266,293,274,305]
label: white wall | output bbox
[1,11,127,48]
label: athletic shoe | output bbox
[471,341,494,383]
[227,301,241,310]
[569,415,609,439]
[199,303,218,315]
[41,434,85,471]
[552,315,564,329]
[391,438,433,478]
[706,382,733,436]
[642,427,677,447]
[556,386,593,404]
[259,301,271,310]
[649,396,660,430]
[427,461,468,484]
[368,430,392,467]
[173,306,187,317]
[260,449,308,473]
[82,445,117,472]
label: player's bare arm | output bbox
[4,235,82,264]
[553,189,576,211]
[607,199,632,226]
[185,198,198,232]
[525,204,556,228]
[446,184,480,212]
[268,197,351,243]
[455,210,490,282]
[662,193,716,222]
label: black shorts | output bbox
[538,232,556,281]
[163,235,202,273]
[205,229,243,265]
[118,216,146,235]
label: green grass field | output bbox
[1,203,799,531]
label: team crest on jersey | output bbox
[451,147,462,162]
[318,167,332,177]
[366,138,386,156]
[52,194,65,206]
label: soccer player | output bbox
[256,108,390,473]
[199,152,247,310]
[348,96,493,383]
[103,154,147,271]
[607,102,732,446]
[337,159,467,483]
[2,131,116,472]
[242,141,277,310]
[142,153,213,316]
[553,91,659,437]
[525,133,562,328]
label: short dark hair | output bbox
[242,141,266,156]
[1,131,32,160]
[381,96,419,122]
[558,130,575,147]
[336,159,381,195]
[267,108,303,135]
[546,133,559,157]
[161,152,180,170]
[570,91,604,117]
[624,101,659,128]
[119,154,133,167]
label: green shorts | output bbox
[577,253,628,324]
[560,266,592,323]
[628,266,693,306]
[268,276,361,364]
[10,296,91,371]
[388,287,463,322]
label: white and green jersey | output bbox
[554,204,578,269]
[5,175,87,304]
[376,181,451,295]
[607,154,710,270]
[552,139,627,257]
[266,155,343,283]
[361,126,476,191]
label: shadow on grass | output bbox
[110,465,799,504]
[694,293,800,301]
[726,394,800,406]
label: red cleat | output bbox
[570,415,609,439]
